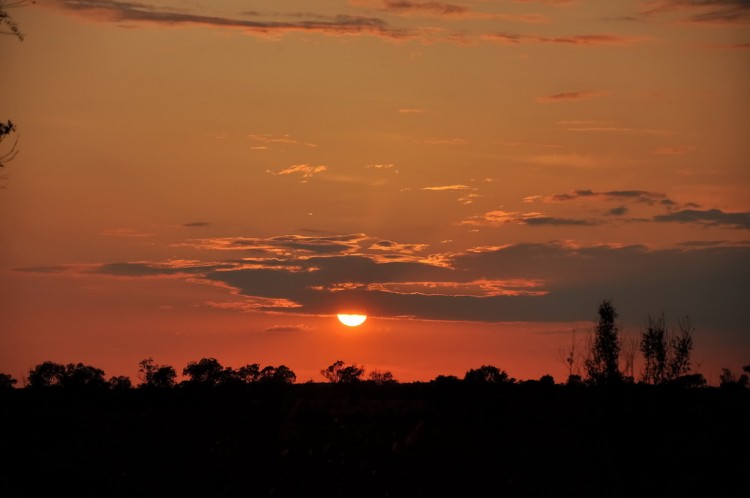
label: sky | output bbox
[1,0,749,385]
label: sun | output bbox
[337,313,367,327]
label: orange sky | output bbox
[1,0,749,385]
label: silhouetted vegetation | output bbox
[0,372,16,389]
[640,313,695,384]
[585,300,623,386]
[1,301,748,497]
[1,0,30,168]
[321,360,365,384]
[463,364,513,384]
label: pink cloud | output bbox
[535,90,609,103]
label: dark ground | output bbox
[1,382,748,497]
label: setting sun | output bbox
[337,314,367,327]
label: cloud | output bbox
[558,121,674,136]
[535,90,609,103]
[365,163,396,169]
[355,0,548,22]
[246,134,317,148]
[461,210,595,227]
[367,278,548,297]
[369,239,429,254]
[267,164,327,181]
[379,0,471,17]
[265,324,312,333]
[46,0,415,39]
[483,32,650,46]
[183,222,210,228]
[20,236,750,330]
[458,193,479,205]
[651,146,694,155]
[514,0,575,4]
[640,0,750,25]
[421,184,471,191]
[533,189,670,205]
[201,241,750,326]
[653,209,750,229]
[607,206,629,216]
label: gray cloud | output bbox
[641,0,750,24]
[543,189,670,205]
[17,239,749,336]
[653,209,750,229]
[48,1,414,39]
[608,206,629,216]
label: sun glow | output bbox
[337,314,367,327]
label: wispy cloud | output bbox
[462,210,595,227]
[267,164,327,181]
[183,222,210,228]
[483,32,651,46]
[265,323,313,333]
[556,120,674,136]
[535,90,609,103]
[355,0,548,23]
[640,0,750,25]
[247,134,317,148]
[47,0,415,39]
[651,146,693,155]
[367,278,548,297]
[17,237,750,327]
[421,184,471,191]
[533,189,670,205]
[654,209,750,229]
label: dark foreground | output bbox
[1,382,748,497]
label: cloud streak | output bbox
[654,209,750,230]
[267,164,327,181]
[462,210,596,227]
[535,90,609,103]
[47,0,415,39]
[640,0,750,25]
[16,239,750,329]
[483,32,650,46]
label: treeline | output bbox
[1,300,748,391]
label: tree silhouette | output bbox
[0,1,31,41]
[463,365,511,384]
[108,375,132,390]
[585,300,623,386]
[27,361,107,388]
[183,357,230,386]
[0,372,17,389]
[1,1,32,168]
[640,314,694,384]
[236,363,261,383]
[138,358,176,388]
[321,360,365,384]
[0,120,18,167]
[719,367,749,389]
[27,361,66,388]
[59,363,107,389]
[368,369,397,385]
[258,365,296,384]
